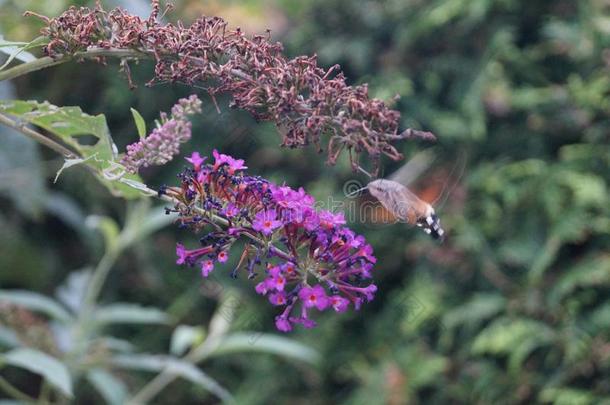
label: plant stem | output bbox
[0,56,67,82]
[0,112,77,158]
[156,192,295,263]
[38,379,51,404]
[80,248,120,317]
[0,375,37,403]
[0,46,258,99]
[127,371,176,405]
[63,248,121,378]
[0,48,145,82]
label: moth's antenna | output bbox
[389,148,436,185]
[345,186,369,198]
[357,166,373,179]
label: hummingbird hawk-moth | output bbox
[353,150,465,242]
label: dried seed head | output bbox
[32,2,435,173]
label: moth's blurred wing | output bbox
[387,149,437,185]
[432,149,468,208]
[394,149,468,206]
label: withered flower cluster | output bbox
[30,1,434,173]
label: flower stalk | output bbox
[0,111,77,158]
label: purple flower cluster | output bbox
[31,1,435,174]
[169,151,377,331]
[121,95,202,173]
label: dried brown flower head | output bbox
[31,1,435,173]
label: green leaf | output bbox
[209,333,320,365]
[443,293,506,329]
[86,215,120,252]
[530,211,605,284]
[397,275,442,334]
[0,46,36,66]
[164,360,233,404]
[472,317,552,355]
[130,108,147,139]
[0,290,72,323]
[55,269,91,314]
[86,369,128,405]
[556,170,607,208]
[0,36,47,71]
[111,353,175,371]
[0,326,19,348]
[1,348,73,398]
[0,100,114,161]
[94,303,170,325]
[590,302,610,331]
[112,354,233,403]
[441,293,507,349]
[100,163,150,199]
[539,387,598,405]
[549,255,610,307]
[171,325,206,356]
[116,176,156,196]
[563,325,592,365]
[472,317,555,372]
[398,343,448,389]
[0,99,143,199]
[97,337,135,354]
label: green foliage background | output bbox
[1,0,610,404]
